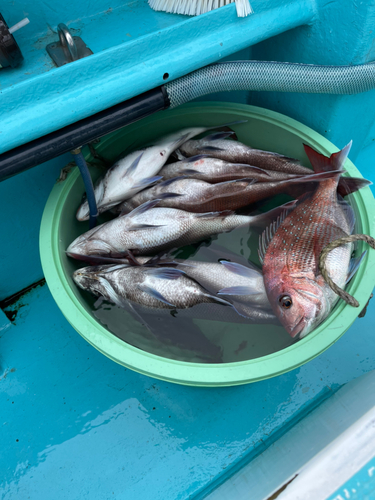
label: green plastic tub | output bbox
[40,102,375,386]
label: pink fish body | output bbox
[261,142,357,338]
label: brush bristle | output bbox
[148,0,253,17]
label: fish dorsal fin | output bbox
[249,200,297,230]
[123,199,161,219]
[251,149,300,163]
[97,264,129,274]
[144,267,186,280]
[171,132,190,149]
[258,210,289,264]
[159,176,188,187]
[206,120,248,130]
[133,175,163,189]
[303,142,352,173]
[204,131,236,142]
[184,154,210,163]
[121,151,144,179]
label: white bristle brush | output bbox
[148,0,253,18]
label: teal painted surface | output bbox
[0,282,374,500]
[326,457,375,500]
[1,0,375,498]
[249,0,375,161]
[0,0,315,153]
[0,154,71,301]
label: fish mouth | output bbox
[288,317,306,338]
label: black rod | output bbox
[0,86,170,181]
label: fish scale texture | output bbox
[165,62,375,108]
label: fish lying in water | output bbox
[68,199,296,259]
[260,142,366,338]
[73,264,236,311]
[114,171,341,214]
[76,123,245,221]
[178,132,313,175]
[73,262,279,324]
[158,155,300,183]
[178,259,271,310]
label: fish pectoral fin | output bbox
[121,151,145,179]
[346,251,367,283]
[138,284,176,307]
[123,199,161,219]
[144,267,187,280]
[220,260,261,279]
[133,175,163,189]
[218,286,261,296]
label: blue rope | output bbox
[71,149,98,229]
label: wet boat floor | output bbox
[1,282,375,500]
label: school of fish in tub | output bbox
[67,121,371,345]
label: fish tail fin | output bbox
[303,141,352,173]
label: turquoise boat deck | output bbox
[1,276,375,499]
[1,0,375,498]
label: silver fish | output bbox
[73,263,278,324]
[67,199,295,258]
[175,259,271,310]
[76,123,246,220]
[73,265,235,311]
[178,132,312,175]
[159,155,301,183]
[95,256,270,309]
[114,171,338,214]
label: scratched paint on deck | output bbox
[0,280,374,500]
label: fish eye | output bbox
[279,295,293,309]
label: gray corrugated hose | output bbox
[165,61,375,108]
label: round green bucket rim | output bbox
[40,102,375,387]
